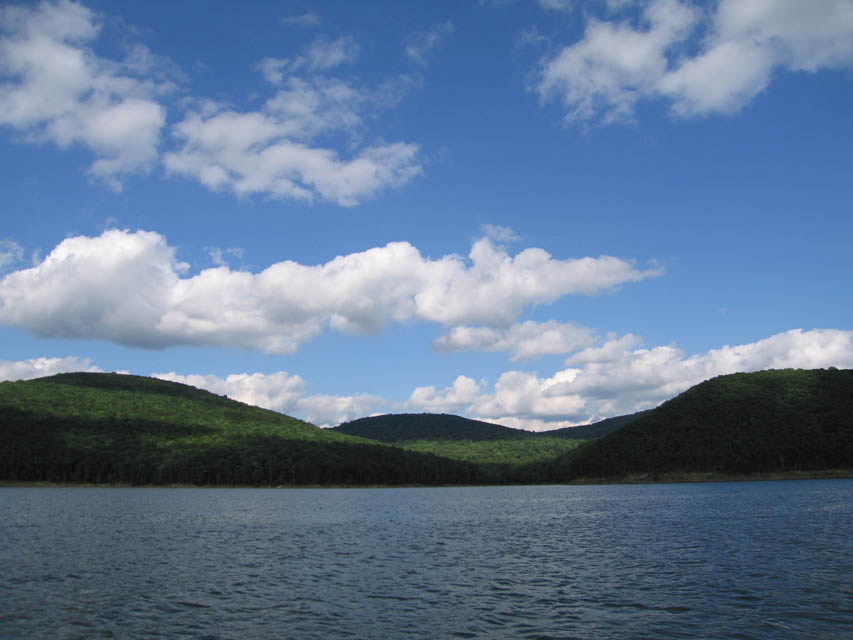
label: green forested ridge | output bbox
[548,368,853,481]
[2,369,851,486]
[332,413,583,465]
[0,373,483,486]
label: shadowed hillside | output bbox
[4,369,850,486]
[0,373,482,486]
[332,413,536,442]
[332,413,584,465]
[548,368,853,481]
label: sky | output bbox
[1,0,852,430]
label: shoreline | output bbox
[2,469,852,489]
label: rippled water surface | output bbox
[2,480,852,639]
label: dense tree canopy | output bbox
[2,369,850,486]
[549,369,853,481]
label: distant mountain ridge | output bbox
[331,412,636,442]
[332,413,536,442]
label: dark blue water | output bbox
[1,480,851,639]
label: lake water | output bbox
[1,480,851,639]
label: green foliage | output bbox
[0,373,483,486]
[6,369,844,486]
[549,368,853,481]
[333,412,584,466]
[401,437,582,465]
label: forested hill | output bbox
[0,372,483,486]
[3,369,850,486]
[332,413,537,443]
[548,368,853,481]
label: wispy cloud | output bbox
[0,239,24,271]
[281,12,321,28]
[405,21,454,66]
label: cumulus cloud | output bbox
[152,371,383,427]
[407,375,484,414]
[164,76,421,206]
[0,355,100,381]
[0,229,659,354]
[184,38,421,206]
[408,329,853,430]
[0,2,417,206]
[537,0,853,124]
[433,320,596,361]
[0,0,168,189]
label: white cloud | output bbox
[206,246,244,267]
[481,224,521,244]
[164,75,421,206]
[407,375,484,414]
[0,0,167,189]
[0,239,24,270]
[256,37,358,86]
[257,57,290,86]
[281,12,321,28]
[306,37,359,71]
[405,21,454,66]
[538,0,573,11]
[0,229,659,354]
[153,371,383,427]
[433,320,596,361]
[407,329,853,430]
[538,0,853,124]
[0,355,100,381]
[538,0,699,124]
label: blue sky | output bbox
[2,0,852,429]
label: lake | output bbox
[1,480,851,639]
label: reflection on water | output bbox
[1,481,852,639]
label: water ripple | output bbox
[1,482,852,639]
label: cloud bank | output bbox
[6,328,850,429]
[537,0,853,124]
[409,328,853,430]
[0,229,659,354]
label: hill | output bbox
[332,412,534,443]
[548,368,853,481]
[332,413,584,465]
[0,373,482,486]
